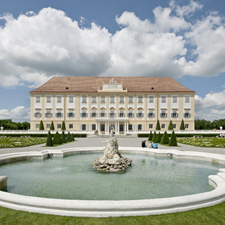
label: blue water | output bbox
[0,153,223,200]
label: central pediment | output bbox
[98,78,127,92]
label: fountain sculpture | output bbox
[93,130,132,172]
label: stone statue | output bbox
[93,130,132,172]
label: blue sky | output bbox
[0,0,225,122]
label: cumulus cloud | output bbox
[0,1,224,88]
[0,106,30,122]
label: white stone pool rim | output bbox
[0,147,225,217]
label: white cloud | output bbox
[0,106,30,122]
[195,90,225,120]
[0,1,224,88]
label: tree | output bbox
[61,121,66,131]
[61,131,67,143]
[50,121,55,130]
[156,120,161,130]
[53,131,62,145]
[161,131,169,144]
[67,132,72,142]
[46,131,53,146]
[168,120,173,130]
[39,120,44,130]
[180,119,185,130]
[148,131,153,141]
[169,130,177,146]
[157,132,161,143]
[71,133,75,141]
[152,131,157,142]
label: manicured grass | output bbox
[177,137,225,148]
[0,137,46,148]
[0,201,225,225]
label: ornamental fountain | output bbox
[93,130,132,172]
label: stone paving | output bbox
[0,137,225,155]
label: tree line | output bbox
[195,119,225,130]
[0,119,30,130]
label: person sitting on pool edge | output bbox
[142,140,147,148]
[153,142,158,149]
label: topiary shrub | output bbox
[156,120,161,130]
[169,130,177,146]
[39,120,44,130]
[61,130,67,143]
[50,121,55,130]
[46,131,53,146]
[152,131,157,142]
[168,120,173,130]
[180,119,185,130]
[157,132,161,143]
[71,133,75,141]
[161,131,169,144]
[61,121,66,131]
[67,132,72,142]
[148,131,153,141]
[53,131,62,145]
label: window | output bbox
[101,96,105,103]
[46,124,50,129]
[128,96,133,103]
[149,124,153,129]
[138,96,143,103]
[128,111,133,117]
[185,124,189,129]
[100,124,105,131]
[173,96,177,103]
[57,96,62,103]
[149,96,154,103]
[184,112,191,118]
[128,124,133,131]
[160,110,167,118]
[34,112,41,118]
[57,124,61,129]
[82,96,87,103]
[92,96,96,103]
[82,124,86,131]
[56,112,63,117]
[110,111,115,118]
[173,124,176,129]
[91,111,97,117]
[137,111,143,118]
[46,96,51,103]
[171,111,178,118]
[69,124,73,129]
[119,124,124,132]
[36,96,40,103]
[148,111,154,118]
[92,124,96,130]
[69,96,73,103]
[36,124,39,129]
[138,124,142,131]
[161,96,166,103]
[185,96,190,103]
[120,96,124,103]
[110,96,115,103]
[81,111,87,117]
[68,112,75,117]
[45,111,52,118]
[100,111,105,117]
[119,111,124,117]
[161,124,165,129]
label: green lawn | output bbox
[0,202,225,225]
[177,137,225,148]
[0,137,46,148]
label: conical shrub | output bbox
[161,131,169,144]
[168,120,173,130]
[148,131,153,141]
[46,131,53,146]
[157,132,161,143]
[50,121,55,130]
[39,120,44,130]
[53,131,62,145]
[180,119,185,130]
[169,130,177,146]
[61,130,67,143]
[61,121,66,130]
[152,131,157,142]
[156,120,160,130]
[67,132,72,142]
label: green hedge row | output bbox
[0,133,87,138]
[138,133,218,138]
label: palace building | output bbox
[30,77,195,134]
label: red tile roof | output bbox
[30,77,195,93]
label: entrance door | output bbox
[100,124,105,134]
[109,124,115,134]
[119,123,124,134]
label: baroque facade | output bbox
[30,77,195,134]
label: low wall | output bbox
[0,148,225,217]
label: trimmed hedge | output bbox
[138,133,218,138]
[0,133,87,138]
